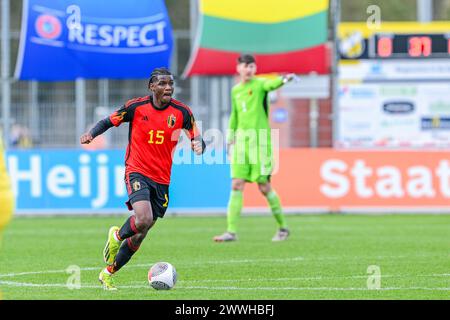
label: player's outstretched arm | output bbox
[80,118,114,144]
[263,73,297,91]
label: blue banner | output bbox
[15,0,173,81]
[6,149,231,214]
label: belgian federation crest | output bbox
[167,114,176,128]
[132,181,141,192]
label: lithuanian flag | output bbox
[184,0,330,76]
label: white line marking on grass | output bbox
[0,267,101,278]
[178,286,450,292]
[172,273,450,283]
[0,257,305,278]
[0,255,448,279]
[1,280,449,292]
[0,281,77,288]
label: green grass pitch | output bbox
[0,214,449,300]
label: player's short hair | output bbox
[237,54,256,65]
[148,67,173,86]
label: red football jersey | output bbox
[109,95,199,185]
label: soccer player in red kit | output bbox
[80,68,205,290]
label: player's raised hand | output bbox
[80,132,93,144]
[191,140,203,155]
[283,73,297,83]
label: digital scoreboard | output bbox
[373,33,450,59]
[339,22,450,60]
[369,33,450,59]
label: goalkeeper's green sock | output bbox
[227,190,243,234]
[265,190,287,229]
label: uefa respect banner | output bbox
[15,0,173,81]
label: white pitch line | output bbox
[1,273,448,288]
[0,257,307,278]
[153,273,450,283]
[0,280,449,292]
[0,266,101,278]
[0,255,448,279]
[0,281,75,288]
[179,286,450,292]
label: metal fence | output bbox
[7,77,241,148]
[1,28,238,149]
[2,27,327,149]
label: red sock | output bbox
[106,264,116,274]
[118,215,139,240]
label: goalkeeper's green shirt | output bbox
[228,76,284,144]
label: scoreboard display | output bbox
[373,33,450,59]
[339,22,450,60]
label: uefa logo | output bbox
[35,14,62,40]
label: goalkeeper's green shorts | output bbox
[230,147,273,183]
[231,162,272,183]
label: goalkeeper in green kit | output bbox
[214,54,295,242]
